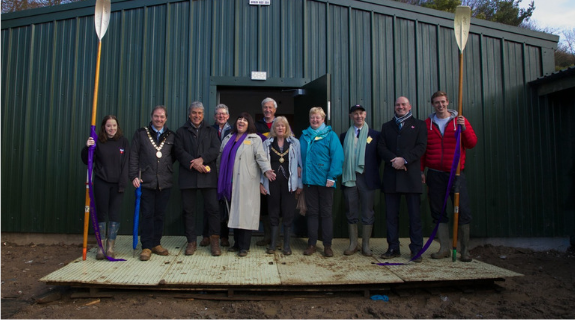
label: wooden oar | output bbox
[452,6,471,262]
[82,0,111,260]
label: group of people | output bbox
[82,91,477,263]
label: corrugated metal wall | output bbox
[3,0,569,239]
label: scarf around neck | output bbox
[342,123,368,187]
[217,133,247,201]
[394,111,413,128]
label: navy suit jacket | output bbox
[377,117,427,194]
[339,127,382,190]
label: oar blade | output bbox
[94,0,111,40]
[454,6,471,52]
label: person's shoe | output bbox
[431,223,451,259]
[238,250,248,257]
[303,245,316,256]
[220,237,230,247]
[185,242,197,255]
[411,253,423,263]
[199,237,210,247]
[210,235,221,256]
[151,245,169,256]
[140,248,152,261]
[228,245,239,252]
[324,245,333,257]
[96,244,105,260]
[380,248,401,259]
[106,239,116,258]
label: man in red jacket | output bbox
[421,91,477,262]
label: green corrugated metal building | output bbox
[2,0,572,240]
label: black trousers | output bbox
[267,173,296,227]
[427,170,472,225]
[140,188,171,250]
[384,193,423,254]
[93,176,124,222]
[181,188,220,243]
[202,200,229,239]
[233,229,252,251]
[304,185,334,246]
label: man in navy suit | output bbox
[377,97,427,263]
[340,104,382,256]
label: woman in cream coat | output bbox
[217,112,275,257]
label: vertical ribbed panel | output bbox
[2,0,568,239]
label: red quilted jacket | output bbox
[420,113,477,172]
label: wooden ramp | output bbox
[40,236,521,295]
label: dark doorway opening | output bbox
[217,86,300,136]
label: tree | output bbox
[391,0,535,27]
[470,0,534,26]
[1,0,85,14]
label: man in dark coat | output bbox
[129,105,176,261]
[254,97,277,246]
[174,101,222,256]
[377,96,427,263]
[340,104,381,257]
[198,104,233,248]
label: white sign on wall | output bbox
[249,0,270,5]
[251,71,267,81]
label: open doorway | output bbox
[217,86,300,136]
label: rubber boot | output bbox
[210,235,221,256]
[459,224,472,262]
[96,222,106,260]
[344,224,359,255]
[431,223,451,259]
[283,227,292,255]
[362,225,373,256]
[256,215,271,246]
[106,222,120,258]
[267,226,279,254]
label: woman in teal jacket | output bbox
[300,107,344,257]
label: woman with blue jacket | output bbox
[300,107,344,257]
[261,116,303,255]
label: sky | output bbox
[520,0,575,33]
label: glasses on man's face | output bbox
[216,113,228,116]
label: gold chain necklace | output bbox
[144,127,167,158]
[271,146,289,163]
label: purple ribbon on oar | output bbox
[376,127,461,266]
[87,125,126,262]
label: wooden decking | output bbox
[41,236,522,296]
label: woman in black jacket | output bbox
[82,115,130,260]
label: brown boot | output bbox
[185,242,197,255]
[210,235,221,256]
[303,245,316,255]
[199,237,210,247]
[324,245,334,257]
[140,248,152,261]
[151,245,169,256]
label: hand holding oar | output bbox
[82,0,111,260]
[452,6,471,262]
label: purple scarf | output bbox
[217,133,247,201]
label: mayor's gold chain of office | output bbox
[144,127,167,158]
[271,146,289,163]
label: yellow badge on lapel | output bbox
[366,136,373,144]
[244,140,252,145]
[315,136,323,141]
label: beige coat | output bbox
[218,133,271,230]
